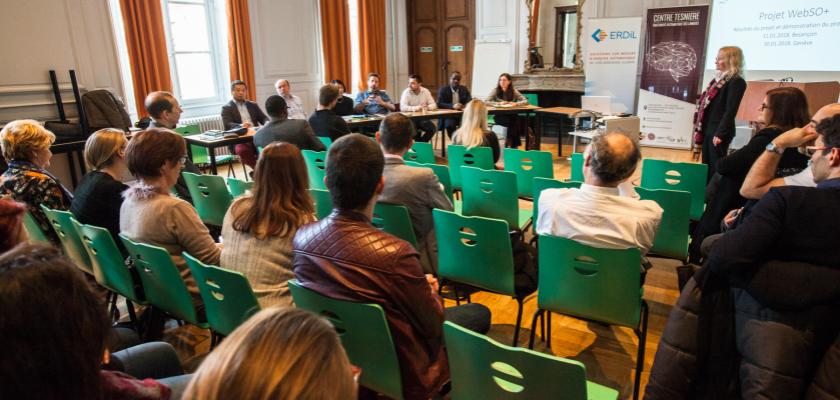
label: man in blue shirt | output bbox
[354,73,396,115]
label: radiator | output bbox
[180,115,231,155]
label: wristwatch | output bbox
[766,142,784,154]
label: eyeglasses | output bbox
[351,365,362,384]
[180,155,189,165]
[804,146,837,157]
[715,57,725,61]
[759,103,771,111]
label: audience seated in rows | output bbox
[0,244,192,400]
[70,128,130,256]
[451,100,501,164]
[399,74,438,142]
[376,114,453,275]
[120,128,220,313]
[0,199,27,253]
[222,80,269,170]
[221,142,315,308]
[329,79,355,117]
[436,71,472,137]
[254,95,326,152]
[292,134,491,400]
[308,84,352,142]
[275,79,307,120]
[536,132,662,286]
[0,119,72,245]
[144,91,202,204]
[354,73,395,115]
[183,307,356,400]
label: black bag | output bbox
[511,233,539,298]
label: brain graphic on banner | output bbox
[646,42,697,82]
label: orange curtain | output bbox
[356,0,387,93]
[119,0,173,118]
[530,0,541,47]
[226,0,256,102]
[320,0,352,86]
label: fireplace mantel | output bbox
[511,73,585,92]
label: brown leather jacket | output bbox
[292,210,449,400]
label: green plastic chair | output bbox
[405,161,456,209]
[317,136,333,149]
[173,125,240,177]
[636,187,691,260]
[519,93,538,117]
[302,150,328,190]
[288,281,404,400]
[372,204,418,248]
[640,159,707,220]
[72,219,148,323]
[23,210,51,244]
[461,167,532,230]
[403,142,435,164]
[444,321,619,400]
[503,148,554,198]
[227,177,254,198]
[529,236,648,400]
[183,172,232,226]
[570,152,584,183]
[448,145,494,191]
[434,209,527,346]
[311,189,333,220]
[184,252,261,337]
[40,206,94,276]
[532,178,582,234]
[119,234,210,330]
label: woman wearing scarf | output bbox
[0,120,73,245]
[693,46,747,183]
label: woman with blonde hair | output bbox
[220,142,315,308]
[451,100,501,163]
[70,128,130,255]
[182,307,357,400]
[693,46,747,182]
[0,119,72,245]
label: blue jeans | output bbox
[111,342,184,380]
[158,374,193,400]
[444,303,492,336]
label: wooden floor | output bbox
[117,135,693,400]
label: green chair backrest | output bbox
[403,142,435,164]
[40,206,93,276]
[317,136,333,149]
[372,204,417,248]
[119,234,208,329]
[461,166,520,229]
[302,150,328,190]
[448,145,494,190]
[538,236,642,328]
[23,210,51,244]
[288,281,404,400]
[640,159,707,220]
[522,93,538,107]
[183,172,232,226]
[570,152,584,183]
[532,178,582,234]
[405,161,454,205]
[71,219,146,305]
[184,252,260,336]
[311,189,333,220]
[444,321,598,400]
[433,209,515,297]
[503,148,554,198]
[173,125,210,164]
[227,177,254,199]
[636,187,691,260]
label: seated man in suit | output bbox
[536,132,663,286]
[253,95,325,152]
[293,134,490,400]
[399,74,438,142]
[308,84,351,142]
[437,71,472,138]
[143,91,201,204]
[376,114,453,275]
[221,80,270,169]
[354,73,395,115]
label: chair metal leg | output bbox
[547,311,552,349]
[126,299,137,325]
[466,287,472,304]
[241,162,248,181]
[528,308,545,350]
[454,283,460,306]
[633,300,650,400]
[210,330,217,350]
[540,310,545,340]
[512,297,524,347]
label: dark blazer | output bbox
[333,95,355,116]
[436,85,472,109]
[699,77,747,142]
[307,109,351,141]
[253,118,326,152]
[69,171,129,256]
[221,100,270,130]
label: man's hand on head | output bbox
[774,127,819,149]
[425,274,439,294]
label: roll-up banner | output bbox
[584,17,643,114]
[637,5,710,149]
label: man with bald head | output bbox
[274,79,307,120]
[536,132,663,285]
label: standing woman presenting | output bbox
[486,73,529,148]
[693,46,747,183]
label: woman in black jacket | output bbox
[693,46,748,183]
[688,87,810,263]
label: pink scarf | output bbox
[693,74,732,149]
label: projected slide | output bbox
[706,0,838,71]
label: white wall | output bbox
[475,0,525,74]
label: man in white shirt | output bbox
[536,132,663,285]
[274,79,307,120]
[399,74,438,142]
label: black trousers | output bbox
[702,133,732,183]
[493,114,520,146]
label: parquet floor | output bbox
[117,133,694,400]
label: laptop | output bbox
[580,96,612,116]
